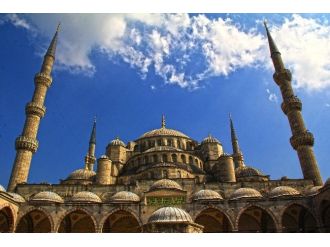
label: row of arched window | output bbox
[134,138,196,152]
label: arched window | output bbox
[163,170,168,178]
[181,155,186,164]
[153,155,158,163]
[162,154,168,163]
[189,156,193,165]
[167,139,173,147]
[144,156,149,164]
[172,154,177,163]
[177,141,182,149]
[177,171,181,178]
[157,139,162,146]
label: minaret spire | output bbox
[161,114,166,128]
[229,114,244,168]
[8,24,60,191]
[85,118,97,171]
[264,22,322,185]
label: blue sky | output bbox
[0,13,330,187]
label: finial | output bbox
[229,113,237,141]
[56,22,61,32]
[161,114,166,128]
[89,118,96,144]
[263,20,280,56]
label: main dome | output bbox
[140,127,189,139]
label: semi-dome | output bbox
[150,179,183,191]
[230,188,262,200]
[30,191,64,203]
[235,166,264,177]
[140,127,189,139]
[109,137,126,147]
[304,186,322,196]
[193,189,223,201]
[110,191,140,203]
[67,169,96,180]
[268,186,301,198]
[0,184,6,192]
[70,191,101,203]
[201,135,221,145]
[8,192,25,203]
[148,207,192,223]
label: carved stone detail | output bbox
[34,72,52,87]
[273,69,292,85]
[15,136,39,153]
[281,96,302,115]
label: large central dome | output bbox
[139,115,189,139]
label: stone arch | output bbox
[194,206,234,232]
[16,207,53,233]
[320,200,330,232]
[281,203,318,232]
[0,204,15,232]
[100,208,142,233]
[181,154,187,164]
[236,205,277,232]
[162,154,168,162]
[57,207,97,233]
[172,153,177,163]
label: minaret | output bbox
[264,21,322,185]
[229,114,244,168]
[84,118,97,171]
[8,24,60,191]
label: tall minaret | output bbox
[264,21,322,186]
[230,114,244,169]
[8,24,60,191]
[84,118,97,171]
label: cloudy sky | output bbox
[0,13,330,186]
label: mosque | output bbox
[0,22,329,233]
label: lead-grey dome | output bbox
[148,207,192,223]
[268,186,301,198]
[30,191,64,203]
[201,135,221,145]
[150,179,183,191]
[230,188,262,200]
[67,169,96,180]
[235,166,264,177]
[70,191,101,203]
[110,191,140,203]
[8,192,25,203]
[193,189,223,201]
[109,137,126,147]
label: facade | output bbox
[0,22,329,233]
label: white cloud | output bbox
[266,89,278,103]
[4,14,330,91]
[325,103,330,107]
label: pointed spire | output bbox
[89,117,96,145]
[46,22,60,59]
[263,20,280,56]
[161,114,166,128]
[229,113,238,142]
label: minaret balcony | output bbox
[290,131,314,150]
[281,96,302,115]
[273,69,292,85]
[34,72,52,87]
[25,102,46,118]
[15,136,39,153]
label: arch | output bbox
[320,200,330,232]
[16,208,52,233]
[101,209,142,233]
[282,203,318,232]
[194,207,233,233]
[153,154,158,163]
[237,205,277,232]
[171,153,177,163]
[162,154,168,163]
[189,156,193,165]
[0,206,15,232]
[58,208,96,233]
[181,154,186,164]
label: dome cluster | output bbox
[149,179,183,191]
[140,127,189,139]
[148,207,192,223]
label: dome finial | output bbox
[161,114,166,128]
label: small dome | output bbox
[235,166,264,177]
[201,135,221,145]
[304,186,322,196]
[150,179,183,191]
[67,169,96,180]
[148,207,192,223]
[140,127,189,139]
[193,189,223,201]
[268,186,301,198]
[30,191,64,203]
[110,191,140,203]
[99,155,109,159]
[0,184,6,192]
[109,137,125,147]
[70,191,101,203]
[8,192,25,203]
[230,188,262,200]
